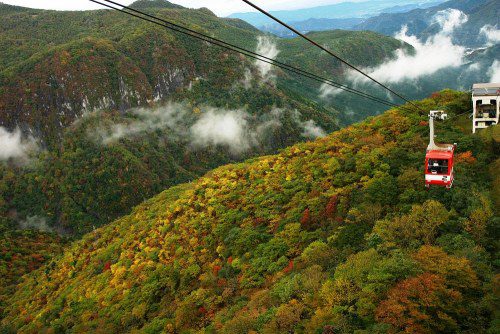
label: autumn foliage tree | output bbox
[412,245,479,291]
[376,273,463,333]
[373,200,449,247]
[463,193,493,242]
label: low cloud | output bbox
[432,8,468,35]
[187,107,325,151]
[466,62,481,73]
[480,25,500,46]
[255,36,280,83]
[92,103,271,154]
[255,108,283,135]
[190,109,252,154]
[240,36,279,89]
[351,9,468,84]
[319,84,343,99]
[92,103,324,154]
[292,110,326,139]
[489,60,500,82]
[0,127,38,163]
[18,216,53,233]
[95,103,188,145]
[299,119,326,138]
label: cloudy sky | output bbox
[1,0,362,16]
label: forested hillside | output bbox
[279,31,408,79]
[0,1,261,145]
[0,226,65,318]
[0,81,334,236]
[0,0,411,237]
[2,90,498,333]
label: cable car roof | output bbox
[426,150,454,159]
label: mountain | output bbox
[380,1,445,14]
[276,30,414,125]
[354,0,500,47]
[0,2,410,237]
[1,90,498,333]
[228,0,447,28]
[0,1,261,145]
[0,2,28,13]
[129,0,184,10]
[278,30,410,80]
[0,1,406,147]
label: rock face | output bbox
[0,31,197,145]
[0,4,231,145]
[0,39,153,141]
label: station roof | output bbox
[473,83,500,96]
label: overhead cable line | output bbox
[90,0,411,110]
[445,109,473,121]
[93,0,403,109]
[240,0,423,111]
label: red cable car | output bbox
[424,111,456,189]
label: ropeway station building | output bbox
[472,83,500,133]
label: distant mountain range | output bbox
[229,0,446,33]
[230,0,498,47]
[259,18,365,38]
[354,0,500,47]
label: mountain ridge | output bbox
[129,0,184,10]
[255,1,445,37]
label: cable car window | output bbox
[427,159,449,174]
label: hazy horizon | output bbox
[1,0,420,16]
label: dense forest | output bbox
[1,90,498,333]
[0,227,66,318]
